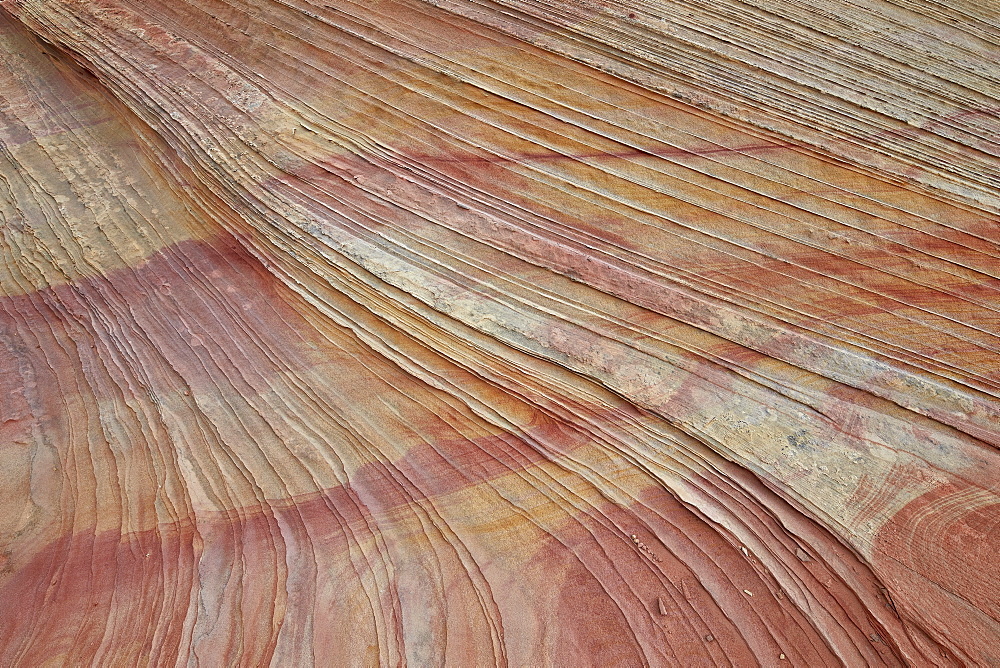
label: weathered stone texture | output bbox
[1,0,998,664]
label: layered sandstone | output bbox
[0,0,998,665]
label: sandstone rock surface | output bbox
[1,0,998,665]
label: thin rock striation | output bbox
[0,0,998,665]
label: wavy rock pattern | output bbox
[1,0,998,664]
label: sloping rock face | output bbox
[1,0,997,664]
